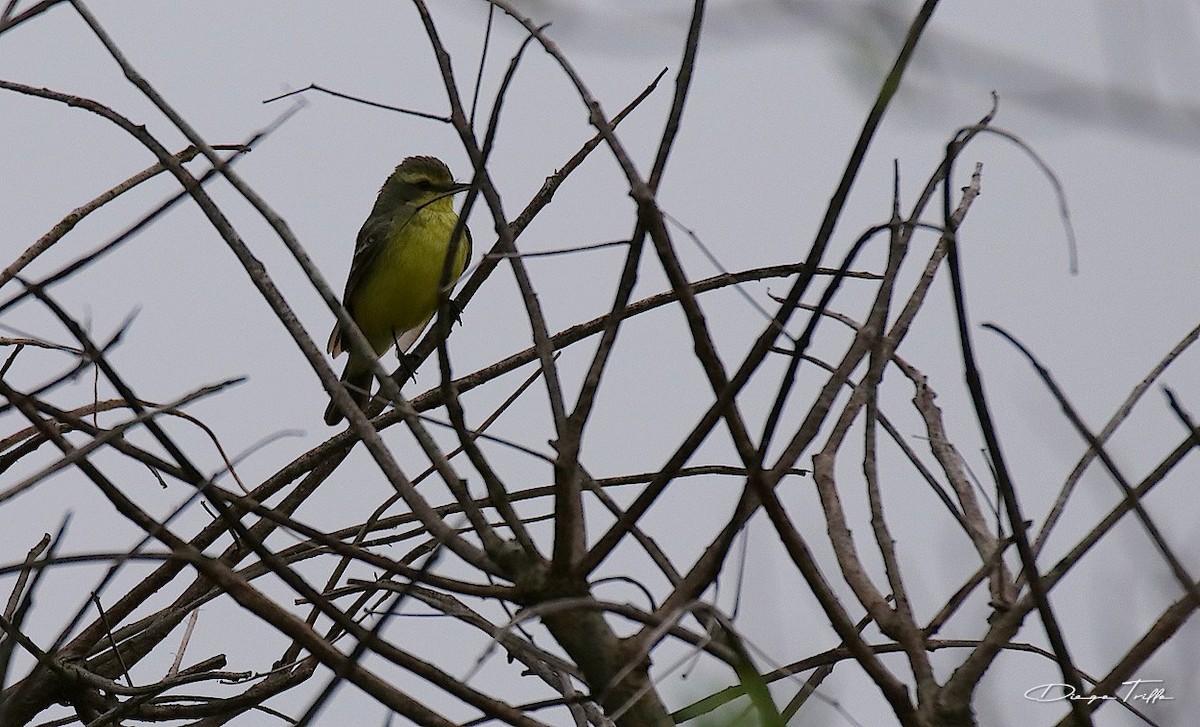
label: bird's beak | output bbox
[450,181,472,194]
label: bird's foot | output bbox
[396,352,421,383]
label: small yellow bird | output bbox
[323,156,472,425]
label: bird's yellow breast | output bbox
[349,203,468,354]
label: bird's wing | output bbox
[344,213,396,302]
[327,211,407,356]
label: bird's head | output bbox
[381,155,471,211]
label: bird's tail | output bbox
[323,367,372,426]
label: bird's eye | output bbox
[414,179,435,191]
